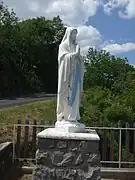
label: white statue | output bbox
[55,27,85,133]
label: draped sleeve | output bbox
[58,43,76,85]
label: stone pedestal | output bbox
[32,128,101,180]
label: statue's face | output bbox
[70,29,77,42]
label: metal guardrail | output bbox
[12,123,135,169]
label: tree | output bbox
[0,1,20,97]
[0,0,65,97]
[81,47,135,126]
[84,48,134,94]
[18,16,65,93]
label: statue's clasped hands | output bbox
[72,45,80,57]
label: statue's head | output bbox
[61,27,78,46]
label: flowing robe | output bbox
[57,41,84,122]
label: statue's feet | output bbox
[55,120,86,133]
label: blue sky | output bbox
[3,0,135,64]
[90,8,135,64]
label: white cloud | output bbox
[77,25,102,54]
[27,1,40,12]
[2,0,135,55]
[25,0,100,26]
[3,0,101,55]
[103,0,135,19]
[103,43,135,54]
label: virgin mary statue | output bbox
[55,27,85,132]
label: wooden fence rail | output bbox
[13,118,135,168]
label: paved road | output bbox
[0,94,56,109]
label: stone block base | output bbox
[32,128,101,180]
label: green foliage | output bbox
[83,48,135,126]
[82,87,112,126]
[0,1,65,97]
[84,48,134,94]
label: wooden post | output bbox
[32,119,37,158]
[24,115,29,158]
[40,119,44,132]
[16,116,21,158]
[125,122,129,161]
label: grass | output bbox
[0,99,56,125]
[0,99,56,143]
